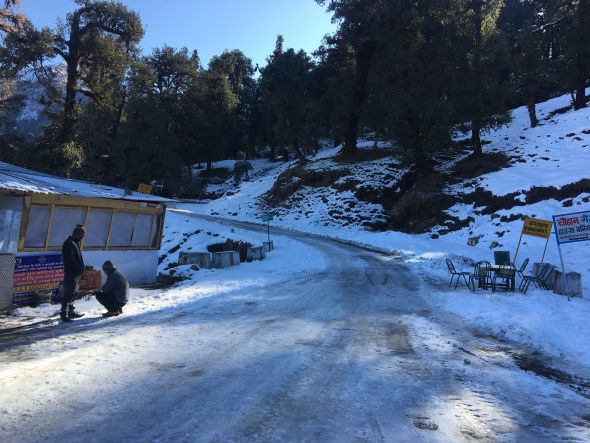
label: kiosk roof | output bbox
[0,162,174,203]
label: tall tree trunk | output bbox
[293,143,307,163]
[60,12,83,143]
[61,59,79,143]
[413,142,430,176]
[526,71,539,127]
[112,96,126,138]
[527,102,538,128]
[574,0,588,109]
[574,80,586,110]
[471,118,482,155]
[470,1,483,155]
[342,40,376,157]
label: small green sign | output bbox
[261,214,274,221]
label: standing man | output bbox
[95,260,129,317]
[61,225,86,322]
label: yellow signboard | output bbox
[514,217,553,264]
[138,183,152,194]
[522,217,553,239]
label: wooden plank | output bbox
[105,209,115,249]
[17,195,31,251]
[43,204,55,249]
[148,214,156,250]
[155,208,166,249]
[30,194,163,214]
[80,207,90,249]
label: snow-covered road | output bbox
[2,213,590,441]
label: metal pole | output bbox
[557,243,570,302]
[513,231,524,265]
[541,236,550,263]
[267,219,270,244]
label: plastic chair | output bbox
[520,263,556,293]
[472,261,493,291]
[446,258,472,289]
[515,258,529,282]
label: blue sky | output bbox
[20,0,337,69]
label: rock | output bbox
[156,273,186,285]
[489,241,500,249]
[467,236,482,246]
[464,358,471,365]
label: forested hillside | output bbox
[0,0,589,204]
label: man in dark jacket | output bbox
[61,225,86,322]
[95,260,129,317]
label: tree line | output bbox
[0,0,588,196]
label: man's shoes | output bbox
[60,311,72,323]
[68,309,84,319]
[102,311,120,317]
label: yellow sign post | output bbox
[514,217,553,264]
[137,183,152,194]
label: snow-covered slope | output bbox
[174,89,590,364]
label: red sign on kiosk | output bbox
[13,254,64,305]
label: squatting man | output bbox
[95,260,129,317]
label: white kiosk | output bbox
[0,162,172,308]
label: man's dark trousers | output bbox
[96,291,124,313]
[62,273,81,316]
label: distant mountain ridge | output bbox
[9,63,67,139]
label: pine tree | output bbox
[316,0,385,157]
[121,46,201,195]
[1,0,143,176]
[564,0,590,109]
[448,0,512,155]
[375,0,457,172]
[259,36,315,162]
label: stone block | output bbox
[247,246,265,261]
[178,252,212,269]
[212,251,240,268]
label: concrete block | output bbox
[212,251,240,268]
[554,271,583,297]
[178,252,212,268]
[247,246,265,261]
[263,241,274,252]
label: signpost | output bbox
[13,254,64,305]
[552,210,590,301]
[261,213,273,244]
[138,183,152,194]
[514,217,553,265]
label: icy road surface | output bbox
[1,213,590,442]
